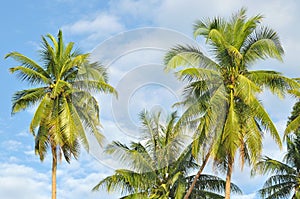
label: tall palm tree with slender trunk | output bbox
[164,8,299,198]
[6,30,116,199]
[93,111,242,198]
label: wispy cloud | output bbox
[1,140,22,151]
[62,13,125,49]
[63,13,123,35]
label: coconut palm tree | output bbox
[5,30,116,199]
[164,8,299,198]
[253,93,300,199]
[254,133,300,198]
[93,111,242,198]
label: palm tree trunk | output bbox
[52,146,57,199]
[225,155,233,199]
[183,151,210,199]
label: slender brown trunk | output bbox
[52,146,57,199]
[183,151,211,199]
[225,155,233,199]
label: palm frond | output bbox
[259,178,295,199]
[5,52,50,80]
[221,91,240,157]
[246,70,300,98]
[233,8,263,49]
[30,93,53,135]
[285,115,300,136]
[9,66,51,85]
[243,26,284,64]
[12,87,46,114]
[105,141,155,173]
[236,74,261,104]
[253,157,295,176]
[164,45,219,70]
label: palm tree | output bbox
[253,93,300,199]
[254,134,300,198]
[93,111,242,198]
[164,8,299,198]
[5,30,116,199]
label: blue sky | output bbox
[1,0,300,198]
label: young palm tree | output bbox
[6,30,116,199]
[93,111,242,198]
[164,8,299,198]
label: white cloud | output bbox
[63,13,123,35]
[150,0,249,35]
[0,163,50,199]
[1,140,22,151]
[0,156,119,199]
[57,168,117,199]
[62,13,124,49]
[7,156,19,163]
[89,28,196,142]
[24,150,35,156]
[232,193,257,199]
[17,130,29,137]
[55,150,119,199]
[109,0,159,20]
[249,0,298,30]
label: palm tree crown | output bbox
[93,111,242,198]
